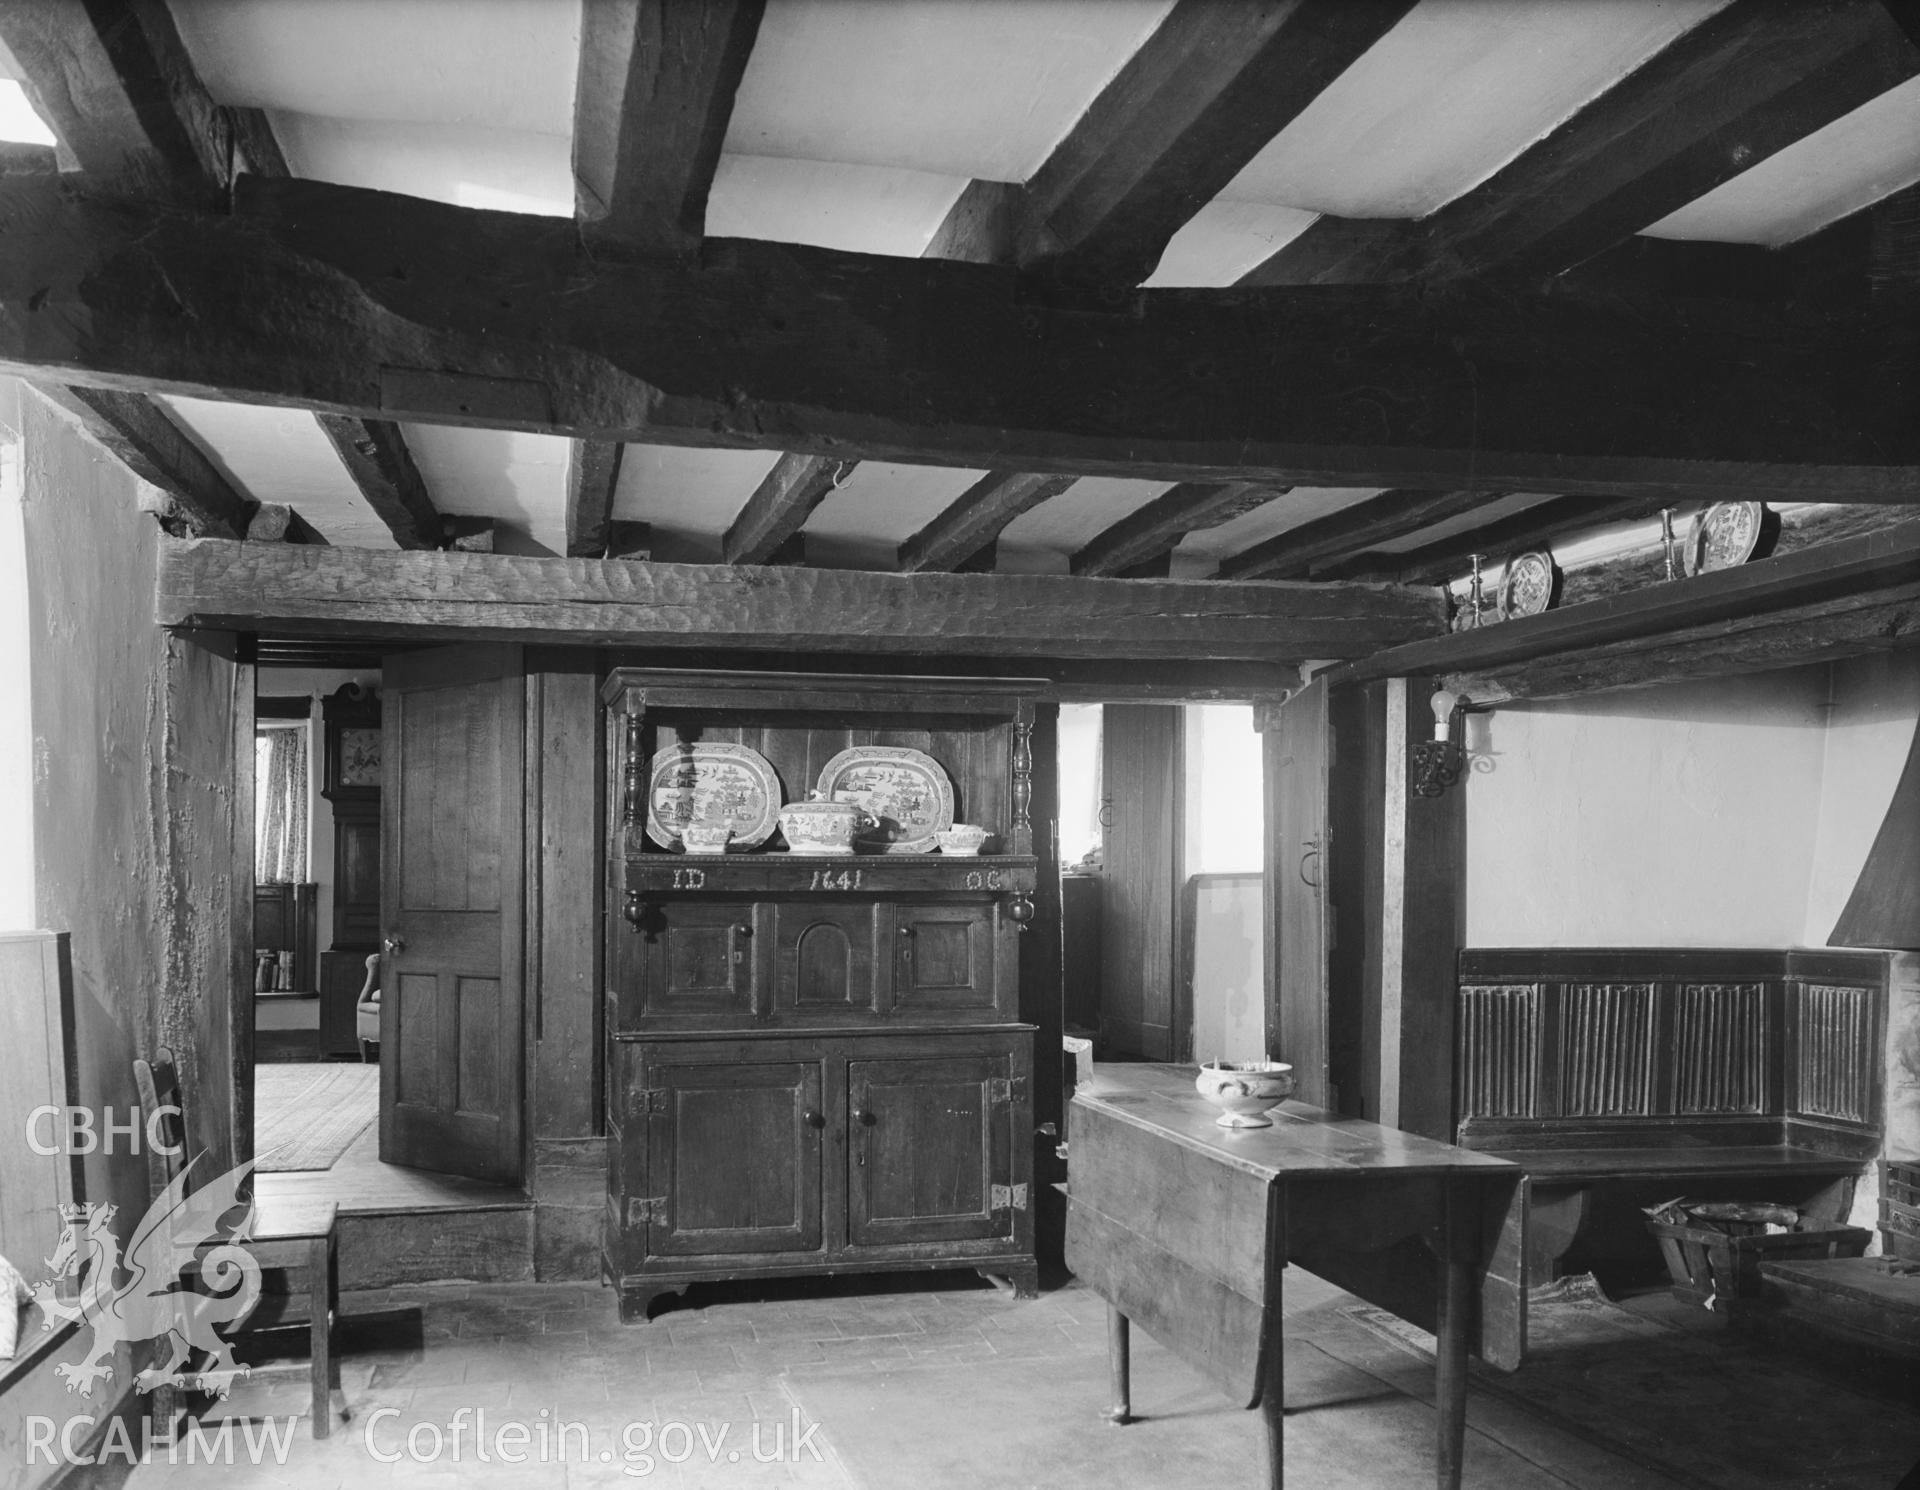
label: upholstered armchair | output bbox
[355,952,380,1062]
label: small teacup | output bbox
[680,823,733,854]
[935,824,991,856]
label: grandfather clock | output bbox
[319,683,381,1055]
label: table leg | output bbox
[1105,1307,1131,1424]
[1260,1307,1285,1490]
[308,1234,331,1439]
[1435,1181,1474,1490]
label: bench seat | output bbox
[1491,1145,1867,1185]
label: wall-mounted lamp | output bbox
[1411,689,1469,798]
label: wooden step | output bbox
[337,1204,535,1289]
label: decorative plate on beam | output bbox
[1685,501,1776,576]
[1497,551,1560,621]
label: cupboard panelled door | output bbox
[379,644,525,1184]
[890,906,997,1015]
[848,1054,1011,1247]
[646,1053,824,1257]
[1099,705,1182,1059]
[641,904,764,1023]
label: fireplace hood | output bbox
[1830,722,1920,951]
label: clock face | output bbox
[1696,501,1763,573]
[340,727,382,787]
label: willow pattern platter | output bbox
[646,742,782,850]
[814,747,954,854]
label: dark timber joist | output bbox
[1328,518,1920,693]
[1004,0,1417,283]
[1241,0,1920,285]
[34,383,253,538]
[1215,490,1502,580]
[4,175,1918,501]
[566,440,625,557]
[313,415,440,551]
[899,473,1080,573]
[1316,498,1673,584]
[723,453,854,566]
[154,536,1447,662]
[572,0,765,253]
[1071,482,1282,577]
[0,0,229,199]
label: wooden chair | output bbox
[133,1048,339,1438]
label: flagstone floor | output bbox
[98,1267,1917,1490]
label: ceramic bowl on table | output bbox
[934,824,992,856]
[1194,1060,1296,1128]
[680,823,733,855]
[777,796,871,855]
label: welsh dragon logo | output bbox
[32,1154,262,1398]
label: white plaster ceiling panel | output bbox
[802,461,987,568]
[727,0,1175,181]
[1219,0,1730,219]
[708,156,967,254]
[1642,75,1920,245]
[399,424,571,557]
[613,444,785,555]
[1366,492,1560,554]
[171,0,579,133]
[994,476,1171,558]
[1174,488,1383,565]
[158,396,399,549]
[1144,200,1320,287]
[0,80,56,144]
[269,113,572,215]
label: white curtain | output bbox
[255,724,309,883]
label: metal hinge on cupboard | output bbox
[988,1076,1030,1104]
[991,1183,1029,1212]
[626,1196,667,1225]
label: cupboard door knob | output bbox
[897,926,912,937]
[803,1109,825,1130]
[854,1108,876,1127]
[735,924,753,937]
[383,935,405,955]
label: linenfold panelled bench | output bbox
[1453,949,1888,1285]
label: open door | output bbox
[1267,677,1331,1107]
[379,643,525,1184]
[1098,705,1183,1061]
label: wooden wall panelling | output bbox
[1021,704,1066,1262]
[1265,679,1330,1105]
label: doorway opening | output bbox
[1057,702,1266,1066]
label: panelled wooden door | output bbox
[847,1052,1010,1247]
[644,1048,825,1258]
[1098,705,1183,1060]
[1268,676,1332,1107]
[379,643,526,1183]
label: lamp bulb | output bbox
[1430,689,1458,741]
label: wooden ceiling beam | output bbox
[1328,517,1920,690]
[1070,481,1282,577]
[1008,0,1417,284]
[898,473,1080,574]
[4,175,1918,501]
[723,453,854,566]
[0,0,229,199]
[154,536,1446,662]
[1316,498,1675,584]
[33,383,254,538]
[572,0,765,253]
[313,414,441,551]
[566,439,625,557]
[1215,490,1504,580]
[1241,0,1920,285]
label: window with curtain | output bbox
[255,721,310,883]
